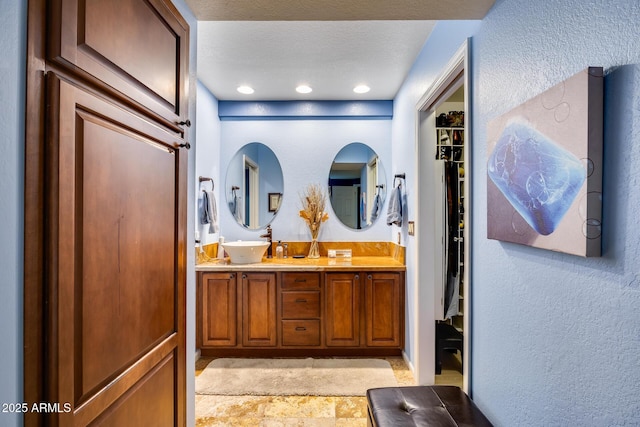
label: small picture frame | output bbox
[268,193,282,212]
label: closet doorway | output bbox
[415,40,470,391]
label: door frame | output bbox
[414,40,471,391]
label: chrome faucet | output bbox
[260,225,273,258]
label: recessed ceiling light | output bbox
[353,85,371,94]
[296,85,313,94]
[237,85,254,94]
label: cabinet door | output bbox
[365,273,403,347]
[325,273,360,346]
[44,74,186,426]
[200,273,237,347]
[49,0,189,124]
[242,273,277,346]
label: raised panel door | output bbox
[44,74,186,425]
[49,0,189,124]
[325,273,360,346]
[365,273,403,347]
[242,273,277,347]
[200,273,238,347]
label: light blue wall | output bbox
[391,20,481,374]
[0,1,26,426]
[195,81,222,246]
[218,119,393,242]
[471,0,640,425]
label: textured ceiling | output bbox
[186,0,496,20]
[188,0,495,101]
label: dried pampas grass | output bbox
[299,184,329,258]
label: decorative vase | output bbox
[308,239,320,259]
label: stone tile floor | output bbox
[195,354,461,426]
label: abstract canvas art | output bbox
[487,67,603,257]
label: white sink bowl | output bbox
[221,241,270,264]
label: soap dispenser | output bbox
[275,241,284,259]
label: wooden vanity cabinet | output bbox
[197,268,404,356]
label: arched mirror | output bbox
[328,143,386,230]
[225,142,284,230]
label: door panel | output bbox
[242,273,277,347]
[365,273,402,347]
[200,273,238,347]
[325,273,360,346]
[89,353,176,426]
[46,74,185,425]
[49,0,189,123]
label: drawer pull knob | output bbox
[295,298,308,303]
[295,327,307,331]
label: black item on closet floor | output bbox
[436,322,463,375]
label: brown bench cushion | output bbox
[366,386,492,426]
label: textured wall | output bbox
[471,0,640,425]
[0,1,25,426]
[391,20,481,377]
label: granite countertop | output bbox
[195,256,405,272]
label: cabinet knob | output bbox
[295,326,307,332]
[354,274,359,280]
[178,119,191,127]
[368,275,372,280]
[230,274,235,279]
[242,274,247,279]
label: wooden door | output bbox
[330,186,359,229]
[325,273,361,346]
[242,273,277,346]
[365,273,403,347]
[43,74,187,426]
[25,0,190,425]
[199,273,238,347]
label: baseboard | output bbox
[401,349,416,383]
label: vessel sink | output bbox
[221,241,270,264]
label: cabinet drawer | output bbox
[282,291,320,318]
[282,320,321,346]
[281,272,320,290]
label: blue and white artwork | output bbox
[488,121,586,235]
[487,68,603,257]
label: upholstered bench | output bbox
[366,386,492,426]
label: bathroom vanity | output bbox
[196,257,405,357]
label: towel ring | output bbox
[199,176,214,191]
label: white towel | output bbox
[386,184,403,226]
[201,190,219,234]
